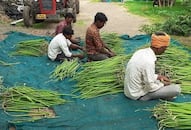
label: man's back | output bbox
[124,47,157,100]
[48,34,71,60]
[85,24,103,55]
[55,20,67,35]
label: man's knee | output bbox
[88,54,109,61]
[173,84,181,95]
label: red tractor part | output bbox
[23,0,79,27]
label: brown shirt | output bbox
[85,24,104,54]
[55,20,67,35]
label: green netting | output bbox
[0,31,190,130]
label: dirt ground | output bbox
[73,0,150,38]
[0,0,150,41]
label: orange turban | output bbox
[151,33,170,48]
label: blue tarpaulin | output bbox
[0,31,189,130]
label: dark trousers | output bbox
[55,53,71,62]
[87,53,109,61]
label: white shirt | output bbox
[48,33,72,61]
[124,47,164,100]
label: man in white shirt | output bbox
[124,32,181,101]
[48,26,84,61]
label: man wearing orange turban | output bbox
[124,32,181,101]
[151,32,170,48]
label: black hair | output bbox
[65,12,74,19]
[62,26,74,35]
[94,12,108,23]
[154,31,166,36]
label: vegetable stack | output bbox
[101,33,125,55]
[11,38,48,57]
[152,101,191,130]
[156,45,191,94]
[72,55,131,99]
[152,44,191,129]
[50,58,80,81]
[0,85,67,123]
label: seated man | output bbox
[85,12,116,61]
[124,32,181,101]
[54,12,80,45]
[48,26,84,62]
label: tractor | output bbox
[23,0,79,27]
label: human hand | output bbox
[109,51,116,57]
[78,54,85,59]
[75,37,81,42]
[81,47,86,52]
[158,75,171,86]
[162,80,171,86]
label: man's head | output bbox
[62,26,74,39]
[151,32,170,55]
[65,13,74,24]
[94,12,108,29]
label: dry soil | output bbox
[0,0,150,40]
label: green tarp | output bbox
[0,31,189,130]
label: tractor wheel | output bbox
[67,0,77,23]
[76,0,80,14]
[23,6,34,27]
[72,7,77,23]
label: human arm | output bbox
[59,42,84,59]
[71,53,84,59]
[143,63,164,92]
[157,75,171,86]
[103,43,116,57]
[70,37,81,45]
[55,21,67,35]
[65,39,85,59]
[69,43,85,51]
[54,25,60,35]
[58,39,73,58]
[103,43,111,51]
[92,31,115,56]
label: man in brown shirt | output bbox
[53,13,80,45]
[85,12,116,61]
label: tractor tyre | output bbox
[23,6,34,27]
[67,0,77,23]
[72,7,77,23]
[76,0,80,14]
